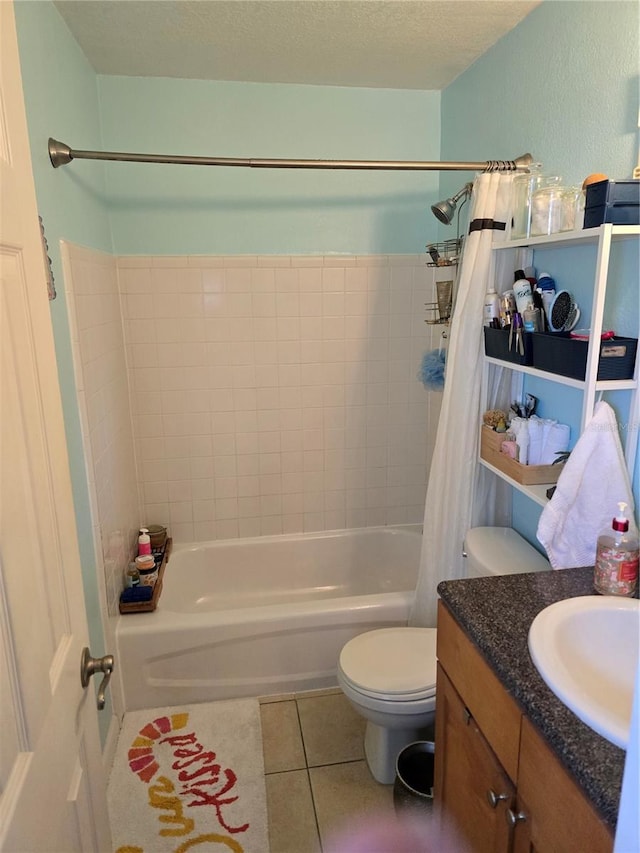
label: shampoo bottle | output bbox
[138,527,152,556]
[593,502,639,597]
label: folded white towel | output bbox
[527,417,545,465]
[536,401,636,569]
[526,416,570,465]
[510,417,530,464]
[539,422,570,465]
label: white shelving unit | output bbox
[480,223,640,505]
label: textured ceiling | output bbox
[53,0,540,90]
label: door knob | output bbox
[80,647,114,710]
[487,789,509,808]
[506,808,527,828]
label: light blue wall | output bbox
[441,0,640,539]
[440,0,638,198]
[97,76,441,255]
[14,0,114,738]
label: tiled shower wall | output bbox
[63,243,140,620]
[119,254,444,543]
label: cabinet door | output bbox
[517,718,613,853]
[435,665,516,853]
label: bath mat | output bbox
[108,699,269,853]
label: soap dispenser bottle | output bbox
[138,527,152,556]
[593,502,639,597]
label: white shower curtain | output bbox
[410,171,520,627]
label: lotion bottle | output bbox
[138,527,152,556]
[483,284,500,326]
[513,270,532,316]
[593,502,639,597]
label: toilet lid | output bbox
[339,628,437,698]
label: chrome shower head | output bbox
[431,183,473,225]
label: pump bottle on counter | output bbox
[593,502,639,597]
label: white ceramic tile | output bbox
[188,255,225,269]
[282,514,304,533]
[276,292,299,316]
[222,256,257,268]
[211,411,236,433]
[298,267,323,291]
[213,455,237,477]
[201,269,225,291]
[321,268,345,292]
[194,520,217,540]
[260,494,282,515]
[239,517,262,537]
[117,255,154,269]
[108,252,442,543]
[260,474,282,497]
[304,512,325,531]
[191,479,215,501]
[216,519,239,538]
[323,255,356,267]
[225,267,252,292]
[299,292,322,316]
[237,474,260,496]
[281,450,303,473]
[251,268,276,292]
[292,256,324,268]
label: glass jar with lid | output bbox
[510,164,542,239]
[530,185,580,236]
[510,168,562,239]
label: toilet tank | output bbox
[464,527,549,577]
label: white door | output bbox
[0,3,112,851]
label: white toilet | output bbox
[337,526,549,783]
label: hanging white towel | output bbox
[536,401,636,569]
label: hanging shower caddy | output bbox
[425,237,463,268]
[424,238,462,324]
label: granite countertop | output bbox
[437,567,627,829]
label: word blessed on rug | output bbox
[108,699,268,853]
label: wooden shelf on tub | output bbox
[119,538,173,614]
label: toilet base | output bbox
[364,721,432,785]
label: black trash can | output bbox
[393,740,435,815]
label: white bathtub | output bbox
[116,525,421,711]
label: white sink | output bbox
[528,595,640,749]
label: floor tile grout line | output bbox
[295,696,324,852]
[293,698,308,766]
[305,765,323,853]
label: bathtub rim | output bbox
[169,521,423,558]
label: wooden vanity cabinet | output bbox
[434,601,614,853]
[435,665,516,853]
[516,717,614,853]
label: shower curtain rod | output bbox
[48,138,533,173]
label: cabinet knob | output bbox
[487,789,509,808]
[506,808,527,828]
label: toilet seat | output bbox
[338,627,437,702]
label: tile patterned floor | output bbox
[260,688,396,852]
